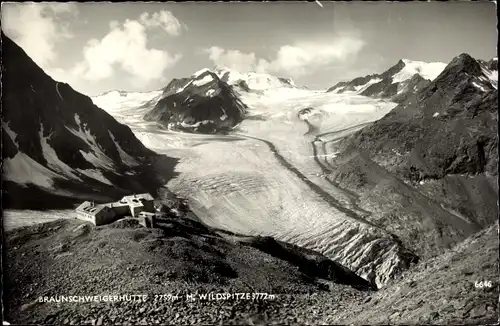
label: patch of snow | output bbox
[352,78,382,93]
[394,59,447,83]
[74,113,81,126]
[55,82,63,100]
[472,81,487,92]
[432,112,440,117]
[3,152,60,188]
[220,107,228,121]
[440,203,473,224]
[39,123,82,181]
[108,131,139,167]
[76,168,113,185]
[481,67,498,89]
[192,68,211,78]
[78,149,116,170]
[391,149,403,157]
[65,125,116,170]
[396,84,407,95]
[192,74,214,87]
[314,152,339,159]
[180,120,211,128]
[176,81,193,93]
[2,120,19,148]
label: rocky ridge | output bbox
[1,33,176,209]
[322,53,498,262]
[143,69,247,134]
[327,58,448,102]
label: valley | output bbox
[2,26,498,324]
[92,84,418,288]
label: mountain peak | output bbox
[456,53,476,61]
[326,58,447,100]
[450,53,479,67]
[189,67,296,91]
[2,33,163,209]
[191,67,212,78]
[444,53,483,77]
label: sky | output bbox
[1,2,497,96]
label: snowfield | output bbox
[192,74,214,87]
[214,67,296,90]
[3,152,62,189]
[92,85,410,288]
[393,59,447,83]
[92,90,163,125]
[3,209,76,231]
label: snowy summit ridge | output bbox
[190,66,297,92]
[327,58,448,102]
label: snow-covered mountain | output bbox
[327,59,448,102]
[342,52,499,181]
[209,67,296,92]
[1,33,173,209]
[78,53,497,291]
[327,52,498,261]
[143,69,247,133]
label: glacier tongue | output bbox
[99,81,416,288]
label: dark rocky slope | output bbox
[144,70,246,134]
[324,223,499,325]
[391,73,431,103]
[4,217,496,325]
[324,53,498,261]
[3,216,374,325]
[1,33,177,209]
[161,77,192,95]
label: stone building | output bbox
[121,193,155,217]
[75,193,156,226]
[75,201,117,226]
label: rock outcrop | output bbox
[143,70,246,134]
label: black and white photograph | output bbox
[1,1,498,325]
